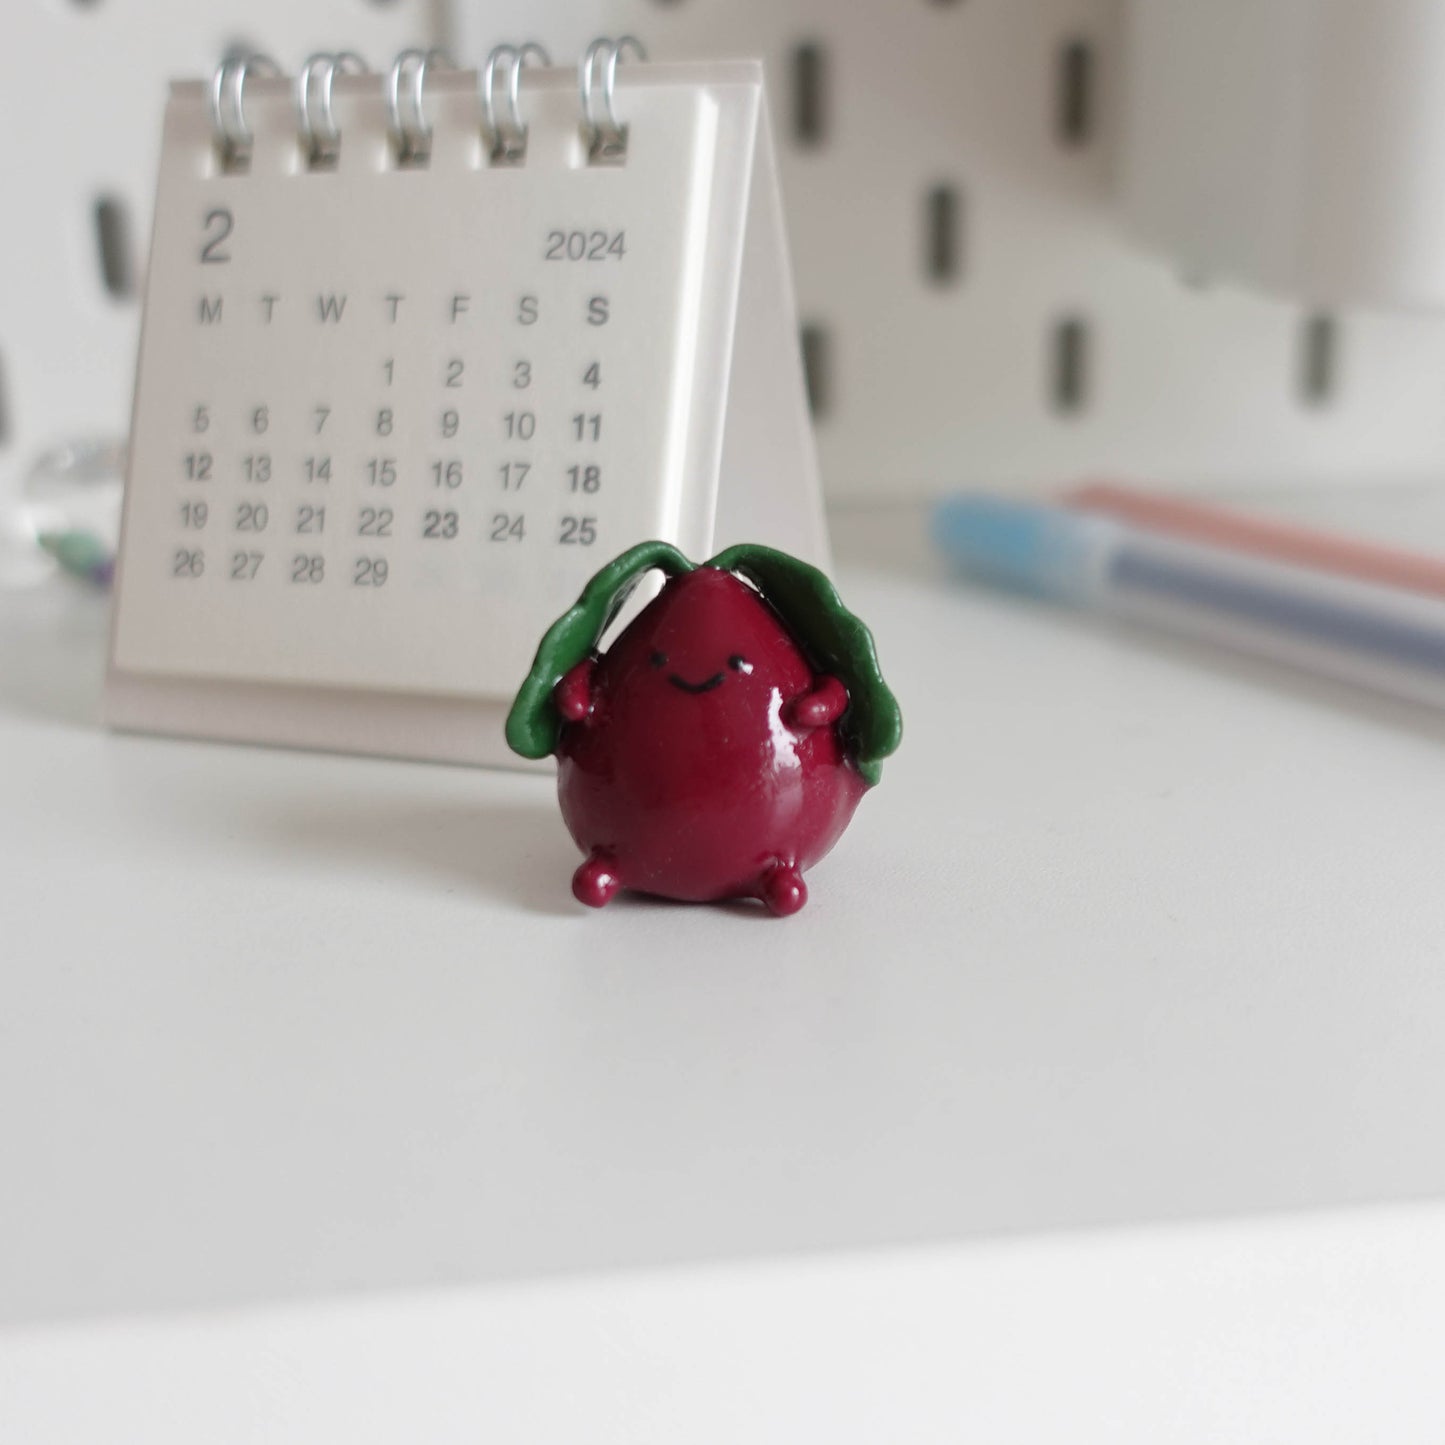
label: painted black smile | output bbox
[668,672,725,694]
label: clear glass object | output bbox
[0,437,125,589]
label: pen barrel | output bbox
[1101,532,1445,710]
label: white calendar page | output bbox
[107,60,823,764]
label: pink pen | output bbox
[1066,483,1445,602]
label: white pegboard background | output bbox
[9,0,1445,504]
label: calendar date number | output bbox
[544,230,625,261]
[559,516,597,546]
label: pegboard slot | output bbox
[94,195,135,299]
[1300,313,1338,406]
[801,323,831,418]
[1057,39,1094,146]
[791,43,827,148]
[1051,316,1089,413]
[925,184,963,284]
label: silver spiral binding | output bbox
[481,42,550,164]
[579,35,646,161]
[297,52,367,169]
[385,47,451,165]
[209,53,282,170]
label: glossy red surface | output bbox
[553,567,869,914]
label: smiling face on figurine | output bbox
[600,565,813,729]
[506,543,902,916]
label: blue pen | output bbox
[933,494,1445,710]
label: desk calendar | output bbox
[106,45,824,766]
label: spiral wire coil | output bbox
[481,43,551,164]
[209,39,647,170]
[580,36,646,161]
[386,47,452,165]
[296,52,368,168]
[209,53,282,169]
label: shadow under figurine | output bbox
[506,541,902,915]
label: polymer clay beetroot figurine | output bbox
[506,541,901,915]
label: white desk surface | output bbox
[4,497,1445,1437]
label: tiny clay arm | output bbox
[554,658,598,723]
[787,674,849,730]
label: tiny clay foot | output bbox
[572,850,621,908]
[758,862,808,917]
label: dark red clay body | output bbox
[554,568,866,915]
[507,540,901,916]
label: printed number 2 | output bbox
[201,209,233,264]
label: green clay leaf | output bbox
[708,543,902,786]
[505,540,695,759]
